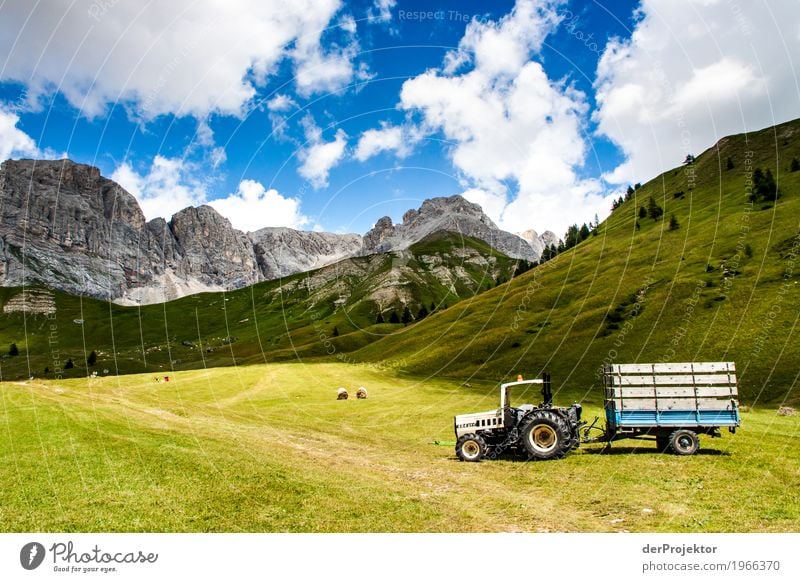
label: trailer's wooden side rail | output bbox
[603,362,739,427]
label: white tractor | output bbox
[454,373,583,461]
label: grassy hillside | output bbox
[354,119,800,404]
[2,364,797,532]
[0,233,518,380]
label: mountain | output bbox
[350,118,800,403]
[0,231,521,379]
[362,195,548,261]
[249,227,363,279]
[0,160,549,304]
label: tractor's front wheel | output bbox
[520,411,571,460]
[456,434,487,462]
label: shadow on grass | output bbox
[581,445,730,457]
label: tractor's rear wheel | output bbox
[520,411,571,460]
[456,434,487,462]
[669,429,700,455]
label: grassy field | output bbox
[1,362,798,533]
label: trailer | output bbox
[584,362,741,454]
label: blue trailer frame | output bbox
[586,362,741,454]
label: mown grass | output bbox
[1,362,798,532]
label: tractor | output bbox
[454,373,583,461]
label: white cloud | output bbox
[369,0,396,23]
[111,156,208,221]
[299,130,348,188]
[594,0,800,185]
[298,116,348,188]
[339,14,357,34]
[0,0,349,119]
[354,123,415,161]
[208,180,308,232]
[266,94,297,112]
[113,156,308,231]
[0,108,40,160]
[291,4,365,98]
[397,0,607,235]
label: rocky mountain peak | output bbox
[0,160,557,304]
[362,195,536,261]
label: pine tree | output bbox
[647,196,664,220]
[417,305,429,320]
[761,169,779,201]
[9,343,19,356]
[401,306,413,325]
[791,157,800,172]
[389,311,400,324]
[65,358,74,369]
[726,157,734,170]
[634,182,642,190]
[669,214,680,230]
[683,154,695,165]
[638,206,647,219]
[430,301,437,312]
[87,350,97,366]
[625,185,635,201]
[375,312,385,324]
[635,220,641,231]
[579,223,590,241]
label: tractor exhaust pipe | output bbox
[541,372,552,406]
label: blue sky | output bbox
[1,0,797,237]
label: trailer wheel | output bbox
[456,434,487,462]
[520,411,570,460]
[669,429,700,455]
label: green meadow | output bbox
[1,363,798,532]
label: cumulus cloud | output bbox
[111,156,208,221]
[369,0,397,23]
[208,180,308,232]
[298,116,349,188]
[0,108,40,161]
[292,4,367,98]
[113,156,307,231]
[594,0,800,185]
[0,0,353,119]
[354,122,417,161]
[397,0,608,235]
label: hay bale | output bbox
[778,406,796,416]
[337,387,349,400]
[356,386,368,399]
